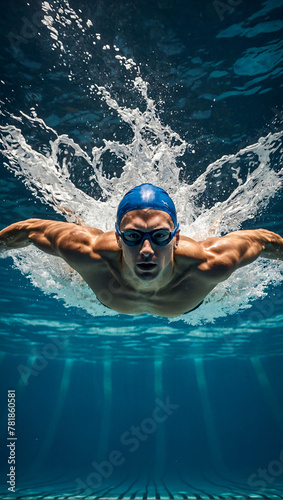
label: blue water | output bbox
[0,0,283,498]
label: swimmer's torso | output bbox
[61,231,217,317]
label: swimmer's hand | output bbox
[0,222,32,252]
[259,229,283,260]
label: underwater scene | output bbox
[0,0,283,498]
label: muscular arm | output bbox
[198,228,283,283]
[0,219,104,264]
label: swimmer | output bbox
[0,183,282,317]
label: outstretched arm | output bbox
[0,219,104,263]
[198,228,283,282]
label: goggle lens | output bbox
[116,224,179,247]
[123,229,171,245]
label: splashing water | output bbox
[0,0,283,326]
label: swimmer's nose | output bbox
[140,238,154,256]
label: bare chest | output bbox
[77,261,214,317]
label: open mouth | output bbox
[137,263,157,271]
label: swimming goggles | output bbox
[115,224,179,247]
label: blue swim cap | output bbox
[116,183,177,227]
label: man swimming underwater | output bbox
[0,183,282,317]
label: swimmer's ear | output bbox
[174,229,180,250]
[115,231,122,249]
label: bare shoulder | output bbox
[175,228,282,284]
[176,234,239,283]
[93,231,119,254]
[55,225,118,264]
[177,233,238,260]
[196,234,247,281]
[175,235,206,267]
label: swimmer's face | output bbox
[116,209,180,283]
